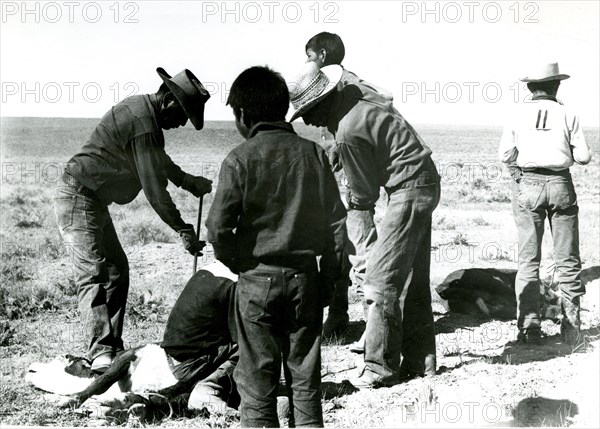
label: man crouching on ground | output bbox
[56,261,240,412]
[54,68,213,374]
[206,66,347,427]
[160,260,239,410]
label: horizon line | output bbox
[1,116,599,129]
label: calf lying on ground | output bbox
[26,262,239,419]
[436,268,561,320]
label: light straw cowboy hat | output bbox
[520,62,570,83]
[288,63,343,122]
[156,67,211,130]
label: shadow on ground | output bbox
[322,321,365,347]
[581,265,600,285]
[277,381,357,400]
[494,327,600,365]
[321,381,359,399]
[434,312,495,334]
[435,327,600,375]
[512,397,578,426]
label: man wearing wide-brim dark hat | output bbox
[54,67,212,373]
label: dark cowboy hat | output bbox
[156,67,210,130]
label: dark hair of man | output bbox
[527,80,560,94]
[226,66,289,128]
[305,32,345,66]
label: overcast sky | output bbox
[1,0,599,126]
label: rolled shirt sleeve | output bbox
[498,125,518,164]
[570,114,591,165]
[163,152,187,187]
[129,133,188,233]
[338,139,380,209]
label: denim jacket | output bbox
[327,84,435,209]
[206,121,347,283]
[65,95,188,232]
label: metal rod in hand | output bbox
[192,195,204,274]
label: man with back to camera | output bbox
[206,65,347,426]
[499,62,591,345]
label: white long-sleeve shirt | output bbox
[499,96,591,170]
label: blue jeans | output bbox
[54,184,129,361]
[363,167,440,381]
[234,262,323,427]
[512,169,584,330]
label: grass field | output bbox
[1,117,599,427]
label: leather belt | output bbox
[60,171,99,200]
[521,167,570,176]
[245,256,318,272]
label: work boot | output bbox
[561,297,584,347]
[424,354,437,377]
[322,312,349,339]
[516,327,542,345]
[399,354,437,381]
[348,367,399,389]
[348,332,366,354]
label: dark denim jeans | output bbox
[512,169,584,330]
[362,168,440,382]
[190,353,241,411]
[54,184,129,361]
[328,209,377,318]
[171,343,238,385]
[234,262,323,427]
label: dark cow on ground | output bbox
[435,268,561,320]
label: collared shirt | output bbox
[340,68,394,102]
[327,83,434,209]
[206,121,347,280]
[499,95,591,170]
[65,94,188,232]
[161,266,236,361]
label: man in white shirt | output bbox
[499,62,591,345]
